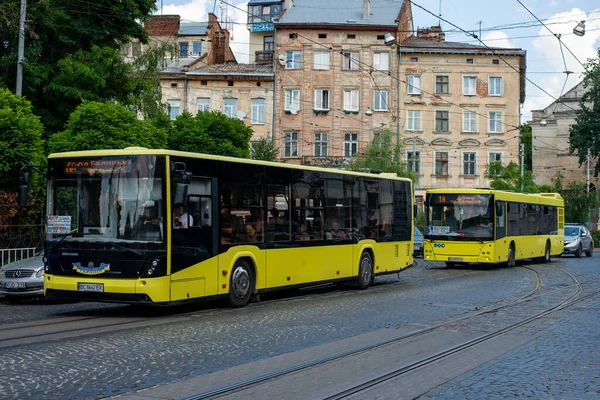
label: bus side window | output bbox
[496,201,506,239]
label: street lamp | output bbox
[573,21,585,37]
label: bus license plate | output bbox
[78,283,104,292]
[448,257,463,261]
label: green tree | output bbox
[550,172,597,224]
[569,49,600,175]
[484,161,539,193]
[250,138,279,161]
[47,102,168,153]
[521,123,532,171]
[348,130,417,181]
[0,0,156,132]
[168,112,253,158]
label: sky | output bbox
[153,0,600,121]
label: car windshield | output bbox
[414,227,423,237]
[564,226,580,236]
[426,193,494,241]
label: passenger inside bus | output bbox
[174,205,194,229]
[220,206,239,243]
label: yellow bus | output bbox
[33,148,414,306]
[423,189,564,267]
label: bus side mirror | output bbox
[17,172,30,207]
[174,183,188,206]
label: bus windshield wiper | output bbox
[107,242,142,257]
[48,230,96,250]
[455,231,484,243]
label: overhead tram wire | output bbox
[407,0,580,114]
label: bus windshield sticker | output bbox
[47,215,72,234]
[428,225,450,234]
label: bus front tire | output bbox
[542,241,551,263]
[228,259,253,308]
[357,252,373,290]
[506,244,516,267]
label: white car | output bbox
[0,255,44,301]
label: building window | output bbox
[228,81,234,87]
[489,112,503,133]
[120,44,129,56]
[344,133,358,157]
[286,51,301,69]
[489,77,502,96]
[347,34,356,39]
[374,90,388,111]
[284,131,299,157]
[131,42,141,57]
[489,152,503,164]
[314,89,330,110]
[248,3,281,23]
[407,151,420,173]
[407,110,421,131]
[492,59,499,65]
[251,99,265,124]
[314,51,330,70]
[411,57,418,62]
[342,52,359,70]
[373,52,389,71]
[463,112,477,132]
[463,152,476,175]
[223,99,237,119]
[201,80,207,86]
[407,75,422,95]
[197,98,210,113]
[435,111,449,132]
[318,33,327,39]
[436,75,449,94]
[168,100,180,120]
[192,41,202,56]
[373,132,385,148]
[264,36,274,52]
[435,152,449,175]
[289,33,297,39]
[343,89,359,111]
[463,76,477,96]
[467,58,473,64]
[179,42,189,57]
[314,132,329,157]
[285,89,300,112]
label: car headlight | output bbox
[36,268,44,278]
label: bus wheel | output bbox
[507,244,516,267]
[357,252,373,290]
[229,259,253,307]
[542,241,551,263]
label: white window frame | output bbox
[462,151,477,176]
[314,89,330,110]
[373,52,389,71]
[434,151,449,176]
[314,132,329,157]
[313,51,330,70]
[407,75,422,95]
[489,77,503,96]
[407,150,421,174]
[488,152,503,164]
[342,52,359,70]
[284,89,300,112]
[284,131,299,157]
[489,111,503,133]
[463,111,477,133]
[168,100,180,120]
[251,98,265,124]
[197,98,210,113]
[463,76,477,96]
[192,41,202,56]
[344,132,359,157]
[374,90,388,111]
[343,89,359,111]
[223,98,238,118]
[407,110,422,131]
[285,50,301,69]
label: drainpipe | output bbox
[272,28,277,145]
[397,45,401,147]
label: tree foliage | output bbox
[484,161,539,193]
[47,102,168,153]
[520,123,532,171]
[550,172,597,224]
[569,49,600,175]
[168,112,253,158]
[250,138,279,161]
[348,130,417,181]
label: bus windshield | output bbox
[426,193,494,241]
[47,156,166,247]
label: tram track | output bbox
[178,265,589,400]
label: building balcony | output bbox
[255,50,274,64]
[302,156,351,168]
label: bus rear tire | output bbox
[542,241,551,263]
[228,259,253,308]
[357,252,373,290]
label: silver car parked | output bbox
[0,255,44,301]
[563,224,594,258]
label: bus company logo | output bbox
[433,243,445,248]
[72,262,110,275]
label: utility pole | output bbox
[520,143,525,191]
[412,139,416,172]
[587,148,591,193]
[16,0,27,96]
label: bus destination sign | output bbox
[430,194,490,206]
[63,159,133,175]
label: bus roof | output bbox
[48,148,412,182]
[425,188,564,206]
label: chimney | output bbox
[363,0,370,19]
[417,26,445,42]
